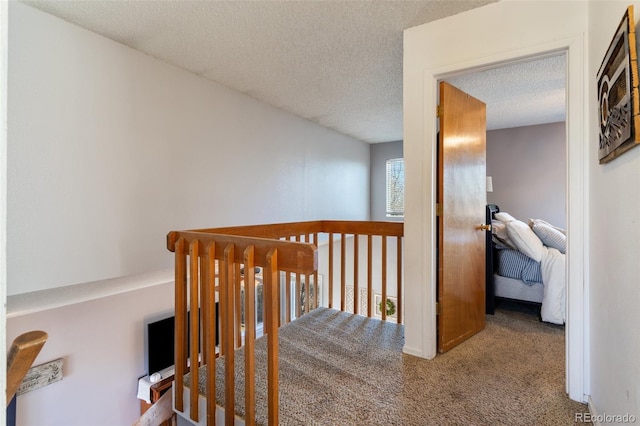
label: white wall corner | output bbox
[1,0,9,418]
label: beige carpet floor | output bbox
[188,303,588,425]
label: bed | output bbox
[486,204,566,325]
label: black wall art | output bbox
[597,6,640,163]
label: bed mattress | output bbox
[494,273,544,304]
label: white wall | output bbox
[588,1,640,419]
[6,283,174,426]
[370,141,403,221]
[403,0,588,402]
[6,3,370,425]
[1,0,8,418]
[487,122,567,228]
[7,2,369,297]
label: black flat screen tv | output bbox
[144,305,217,376]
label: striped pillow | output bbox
[529,218,566,236]
[531,221,566,254]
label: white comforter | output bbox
[540,246,566,324]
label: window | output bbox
[386,158,404,217]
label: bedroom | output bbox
[446,54,568,324]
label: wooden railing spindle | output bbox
[353,234,359,315]
[304,234,310,314]
[189,240,200,422]
[328,232,334,309]
[199,249,207,364]
[222,244,236,426]
[381,236,387,321]
[397,236,403,323]
[219,263,225,360]
[340,234,346,312]
[367,235,373,318]
[285,238,292,323]
[265,248,280,426]
[313,233,319,309]
[295,235,302,318]
[235,263,242,348]
[244,246,256,425]
[174,237,187,412]
[285,283,291,322]
[205,243,217,426]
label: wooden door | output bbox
[437,81,487,353]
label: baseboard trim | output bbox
[588,396,602,426]
[584,396,637,425]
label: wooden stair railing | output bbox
[7,330,48,405]
[167,231,317,425]
[168,220,404,426]
[184,220,405,323]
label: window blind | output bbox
[386,158,404,217]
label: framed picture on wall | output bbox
[374,294,398,320]
[597,5,640,164]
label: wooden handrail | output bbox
[167,231,317,273]
[184,220,403,239]
[7,330,48,405]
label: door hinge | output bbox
[436,302,442,315]
[436,203,443,216]
[437,105,443,118]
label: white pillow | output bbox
[506,220,544,262]
[491,221,516,249]
[494,212,517,223]
[491,220,508,239]
[531,221,566,253]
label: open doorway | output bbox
[402,1,587,403]
[433,50,583,400]
[444,54,568,324]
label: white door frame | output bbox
[418,35,588,403]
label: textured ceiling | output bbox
[19,0,564,143]
[446,55,566,131]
